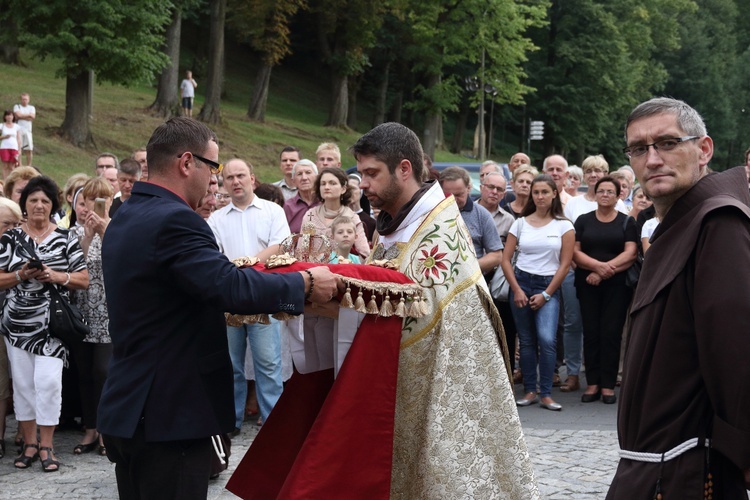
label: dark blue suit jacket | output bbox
[98,182,304,441]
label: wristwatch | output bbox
[541,291,551,302]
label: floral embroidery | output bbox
[418,245,448,279]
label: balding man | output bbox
[208,158,292,433]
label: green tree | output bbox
[150,3,185,118]
[197,0,226,124]
[13,0,171,146]
[401,0,548,158]
[311,0,386,128]
[522,0,695,163]
[659,0,741,169]
[228,0,306,122]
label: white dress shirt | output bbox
[207,195,290,259]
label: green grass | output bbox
[0,51,483,186]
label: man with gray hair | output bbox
[95,153,119,177]
[608,97,750,498]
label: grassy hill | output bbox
[0,50,479,186]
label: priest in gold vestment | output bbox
[356,122,539,499]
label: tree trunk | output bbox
[0,18,20,65]
[247,63,272,122]
[450,104,470,153]
[326,73,348,127]
[388,91,402,123]
[373,61,391,127]
[149,6,182,118]
[60,72,93,147]
[198,0,226,125]
[346,76,361,129]
[422,73,442,158]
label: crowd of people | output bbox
[0,96,748,499]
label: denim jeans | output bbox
[561,268,583,376]
[510,269,560,398]
[227,319,282,427]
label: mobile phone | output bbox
[27,259,43,270]
[94,198,106,218]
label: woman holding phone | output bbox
[0,176,88,471]
[70,177,113,456]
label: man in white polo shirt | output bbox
[13,93,35,166]
[208,158,291,432]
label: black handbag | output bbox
[46,283,90,346]
[19,236,90,346]
[622,216,642,289]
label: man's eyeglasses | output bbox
[482,184,504,192]
[177,152,224,174]
[214,193,231,200]
[623,136,700,160]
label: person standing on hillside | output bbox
[180,70,198,118]
[13,93,35,167]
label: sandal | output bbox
[74,433,100,454]
[14,443,39,469]
[0,440,5,459]
[40,446,60,472]
[98,445,107,456]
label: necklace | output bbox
[24,222,53,243]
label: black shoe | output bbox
[14,443,39,469]
[229,427,241,438]
[602,393,617,404]
[74,433,100,454]
[581,391,601,403]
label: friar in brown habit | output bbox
[607,97,750,499]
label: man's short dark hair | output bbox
[350,122,425,182]
[20,176,61,216]
[280,146,300,158]
[146,117,217,177]
[119,158,142,179]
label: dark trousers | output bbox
[494,298,517,373]
[103,421,212,500]
[577,283,632,389]
[70,341,112,429]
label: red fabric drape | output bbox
[226,262,409,499]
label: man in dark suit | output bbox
[98,117,338,499]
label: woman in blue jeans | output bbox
[500,174,574,411]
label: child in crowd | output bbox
[329,216,361,264]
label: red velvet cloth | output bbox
[225,262,410,499]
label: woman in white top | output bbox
[0,111,22,179]
[501,174,574,411]
[641,217,660,253]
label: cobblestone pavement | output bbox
[0,418,619,498]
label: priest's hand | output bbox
[302,266,343,304]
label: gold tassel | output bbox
[407,295,422,318]
[366,291,379,315]
[340,285,353,309]
[419,295,430,316]
[380,293,394,317]
[354,290,367,313]
[272,312,294,322]
[394,294,407,317]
